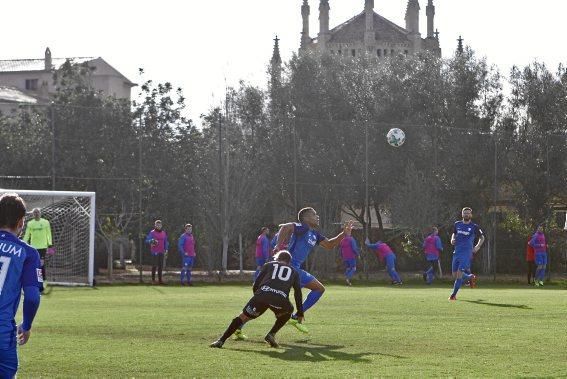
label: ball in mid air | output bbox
[386,128,406,147]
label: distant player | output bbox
[210,251,303,348]
[0,193,42,378]
[529,225,547,287]
[273,208,354,333]
[422,226,443,285]
[145,220,169,284]
[449,207,485,301]
[254,227,271,281]
[365,239,402,285]
[23,208,53,289]
[339,229,360,286]
[525,235,536,285]
[177,224,195,286]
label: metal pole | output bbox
[50,105,56,190]
[293,118,298,213]
[138,115,143,283]
[239,233,243,275]
[365,121,369,237]
[492,136,498,281]
[218,112,223,271]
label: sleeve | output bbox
[178,234,186,255]
[144,231,153,244]
[453,223,458,234]
[21,286,40,331]
[23,225,31,244]
[436,236,443,251]
[351,238,360,255]
[46,220,53,247]
[529,234,539,248]
[475,224,485,239]
[315,231,326,245]
[21,248,43,289]
[252,264,269,293]
[292,272,304,317]
[365,241,379,250]
[262,237,270,259]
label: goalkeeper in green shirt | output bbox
[23,208,53,287]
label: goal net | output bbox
[0,189,95,286]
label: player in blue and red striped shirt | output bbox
[178,224,196,286]
[422,226,443,285]
[254,227,271,281]
[529,225,547,287]
[0,193,42,379]
[365,239,402,285]
[339,231,360,286]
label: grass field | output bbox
[17,281,567,378]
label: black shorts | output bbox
[242,293,293,319]
[37,249,47,260]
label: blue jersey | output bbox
[288,223,326,269]
[0,231,42,349]
[453,221,484,255]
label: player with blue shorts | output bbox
[272,207,354,333]
[0,193,42,379]
[449,207,485,301]
[178,223,196,286]
[529,225,547,287]
[254,227,271,281]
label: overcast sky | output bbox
[3,0,567,124]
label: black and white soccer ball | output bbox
[386,128,406,147]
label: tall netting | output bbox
[0,190,95,286]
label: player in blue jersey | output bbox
[0,193,42,378]
[449,207,485,301]
[273,207,354,333]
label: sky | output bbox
[3,0,567,125]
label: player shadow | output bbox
[462,299,532,309]
[229,342,396,363]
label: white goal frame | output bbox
[0,189,96,286]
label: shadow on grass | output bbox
[228,342,405,362]
[462,299,532,309]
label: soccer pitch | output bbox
[18,282,567,378]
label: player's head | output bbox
[154,220,162,230]
[185,223,192,233]
[32,207,41,220]
[0,193,27,234]
[537,224,544,233]
[298,207,319,227]
[431,226,438,235]
[462,207,473,221]
[274,250,292,264]
[261,227,269,235]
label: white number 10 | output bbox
[0,256,12,296]
[271,264,292,281]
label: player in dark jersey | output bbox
[210,251,303,348]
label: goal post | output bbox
[0,189,96,286]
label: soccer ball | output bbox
[386,128,406,147]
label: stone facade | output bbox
[299,0,441,58]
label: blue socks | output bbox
[186,269,192,283]
[180,269,186,283]
[462,272,473,281]
[181,268,192,284]
[345,267,356,279]
[452,278,463,296]
[302,290,324,313]
[387,268,401,283]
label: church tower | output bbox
[364,0,375,48]
[318,0,330,52]
[300,0,311,50]
[405,0,422,52]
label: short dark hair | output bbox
[462,207,472,213]
[260,227,268,233]
[0,193,27,229]
[185,223,192,228]
[274,250,292,264]
[297,207,315,222]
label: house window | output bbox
[391,49,395,55]
[404,50,409,55]
[383,49,388,57]
[25,79,38,90]
[338,49,342,55]
[377,49,381,57]
[351,49,356,57]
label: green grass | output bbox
[17,281,567,378]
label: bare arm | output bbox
[274,223,295,253]
[319,221,354,250]
[450,233,456,246]
[473,235,485,253]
